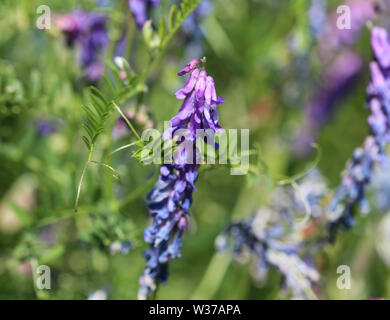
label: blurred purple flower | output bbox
[55,11,109,81]
[138,59,224,300]
[319,0,380,61]
[128,0,160,30]
[327,26,390,240]
[294,51,363,155]
[294,0,384,156]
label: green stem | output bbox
[74,155,91,213]
[278,143,321,185]
[191,253,232,299]
[36,206,94,228]
[110,142,138,155]
[90,160,120,180]
[190,183,256,299]
[113,102,141,140]
[159,0,203,52]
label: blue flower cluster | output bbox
[327,27,390,240]
[217,170,328,299]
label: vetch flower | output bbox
[177,58,200,76]
[294,0,384,156]
[327,26,390,240]
[164,61,224,142]
[138,59,224,300]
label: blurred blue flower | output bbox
[308,0,328,38]
[217,170,327,299]
[109,241,132,255]
[370,156,390,211]
[182,0,213,36]
[327,27,390,240]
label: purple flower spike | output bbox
[165,63,224,141]
[178,59,200,76]
[327,27,390,241]
[138,59,225,299]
